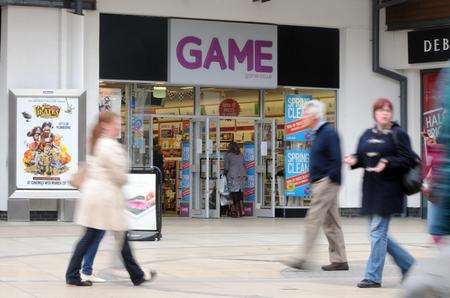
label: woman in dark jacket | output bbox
[345,98,415,288]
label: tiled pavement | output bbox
[0,217,435,298]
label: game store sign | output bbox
[169,18,277,88]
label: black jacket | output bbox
[352,123,415,216]
[309,122,342,185]
[153,150,164,180]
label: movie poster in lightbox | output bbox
[16,97,78,189]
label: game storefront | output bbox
[98,14,339,218]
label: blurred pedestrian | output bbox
[284,100,348,271]
[422,132,445,247]
[403,67,450,298]
[66,111,156,286]
[345,98,415,288]
[224,142,247,217]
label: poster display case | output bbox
[8,89,86,200]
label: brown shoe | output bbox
[321,262,349,271]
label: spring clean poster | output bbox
[284,94,312,142]
[284,148,310,197]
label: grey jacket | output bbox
[224,152,247,192]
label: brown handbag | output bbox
[70,162,87,189]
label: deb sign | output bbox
[408,27,450,64]
[169,18,277,88]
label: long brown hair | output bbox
[89,111,118,154]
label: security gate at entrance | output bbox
[146,114,276,218]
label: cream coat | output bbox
[75,137,129,231]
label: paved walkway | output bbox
[0,217,435,297]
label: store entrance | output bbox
[146,114,276,218]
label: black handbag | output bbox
[392,129,423,196]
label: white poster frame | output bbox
[8,89,86,200]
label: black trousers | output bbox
[230,191,243,205]
[66,227,144,285]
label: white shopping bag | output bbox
[218,174,229,196]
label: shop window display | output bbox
[99,82,336,216]
[200,88,259,153]
[264,88,337,208]
[100,82,194,215]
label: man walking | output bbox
[284,100,349,271]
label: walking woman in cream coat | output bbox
[66,111,156,286]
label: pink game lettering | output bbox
[176,36,273,73]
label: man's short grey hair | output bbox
[304,100,326,121]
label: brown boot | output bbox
[321,262,349,271]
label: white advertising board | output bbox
[124,173,157,231]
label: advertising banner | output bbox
[422,71,444,140]
[124,173,157,231]
[180,141,191,202]
[284,95,312,142]
[284,149,310,197]
[169,18,277,88]
[16,97,78,189]
[243,143,256,202]
[422,70,447,180]
[179,141,191,217]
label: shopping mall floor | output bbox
[0,217,435,298]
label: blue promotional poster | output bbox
[284,149,310,197]
[180,141,191,203]
[284,95,313,142]
[243,143,256,202]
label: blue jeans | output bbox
[81,229,105,275]
[67,228,144,285]
[364,215,415,283]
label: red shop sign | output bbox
[219,98,240,116]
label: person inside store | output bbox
[152,137,164,178]
[344,98,416,288]
[283,100,349,272]
[66,111,157,287]
[224,141,247,217]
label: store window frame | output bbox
[270,86,339,213]
[98,80,339,216]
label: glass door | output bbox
[190,117,214,218]
[255,118,277,217]
[148,114,192,216]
